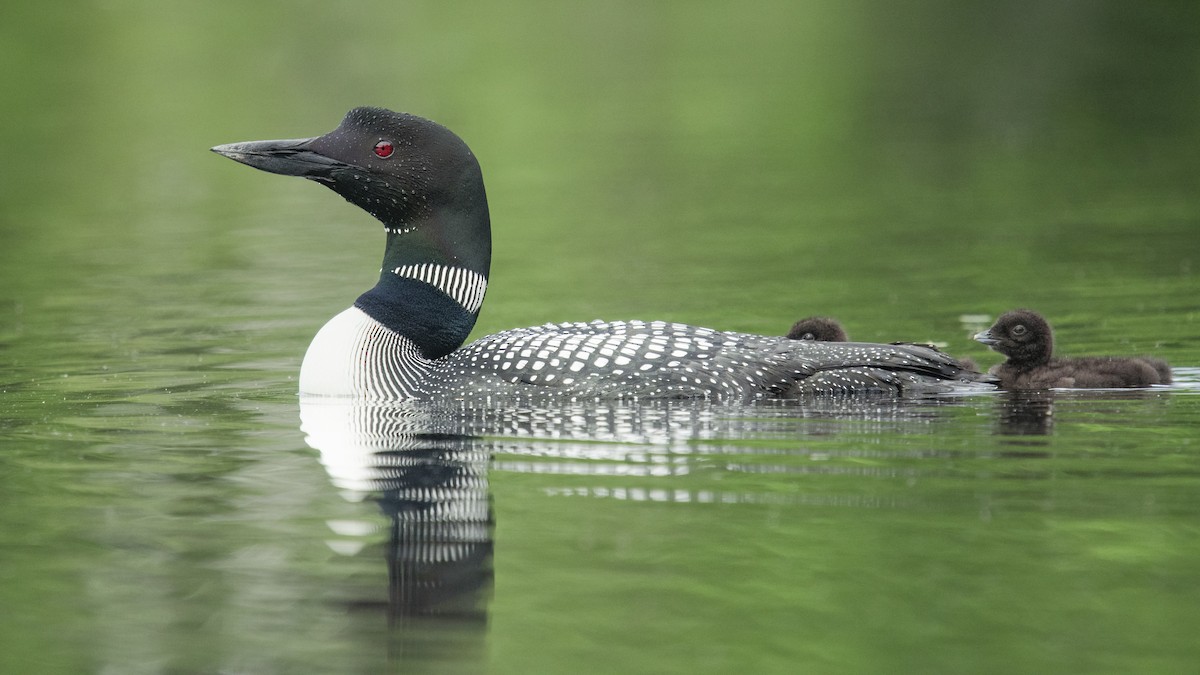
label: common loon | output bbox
[974,309,1171,389]
[213,106,991,401]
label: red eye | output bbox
[373,140,394,158]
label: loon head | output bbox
[212,107,491,277]
[974,309,1053,366]
[787,316,848,342]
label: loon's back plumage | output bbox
[214,107,993,401]
[430,319,972,400]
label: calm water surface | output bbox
[3,1,1200,673]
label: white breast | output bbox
[299,306,431,398]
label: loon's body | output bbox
[213,107,991,402]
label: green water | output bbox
[3,1,1199,673]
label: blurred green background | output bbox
[3,0,1196,362]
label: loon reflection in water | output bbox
[296,379,1171,669]
[301,401,494,629]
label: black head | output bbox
[212,107,490,275]
[787,316,848,342]
[974,309,1053,366]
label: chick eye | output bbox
[1011,325,1027,336]
[373,140,394,158]
[800,333,816,340]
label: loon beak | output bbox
[211,137,344,178]
[973,329,999,346]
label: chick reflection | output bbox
[994,391,1056,437]
[992,388,1171,438]
[299,399,493,625]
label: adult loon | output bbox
[974,309,1171,389]
[212,106,991,401]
